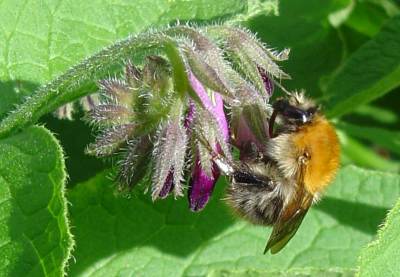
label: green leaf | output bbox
[352,104,398,125]
[41,114,107,185]
[247,0,350,98]
[357,198,400,277]
[0,126,73,276]
[337,121,400,156]
[67,166,400,276]
[325,15,400,118]
[230,0,279,23]
[344,1,391,37]
[337,130,400,172]
[0,0,274,137]
[208,268,356,277]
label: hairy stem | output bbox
[0,29,185,138]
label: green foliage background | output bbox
[0,0,400,276]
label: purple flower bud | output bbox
[158,168,175,199]
[188,159,219,212]
[213,87,229,142]
[185,47,234,98]
[257,66,274,96]
[152,113,187,200]
[117,135,153,189]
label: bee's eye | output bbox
[306,107,317,116]
[270,99,314,137]
[281,107,308,123]
[274,103,310,124]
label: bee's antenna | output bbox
[268,109,278,138]
[195,129,235,176]
[273,79,292,96]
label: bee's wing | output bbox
[264,164,314,254]
[263,192,313,254]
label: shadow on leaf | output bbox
[0,80,38,121]
[0,79,106,185]
[67,173,235,276]
[315,196,388,235]
[41,113,106,185]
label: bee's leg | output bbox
[225,162,282,225]
[198,139,272,187]
[232,170,271,187]
[196,129,271,188]
[213,156,235,176]
[214,156,273,189]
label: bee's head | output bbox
[269,92,319,137]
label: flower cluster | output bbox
[84,24,289,211]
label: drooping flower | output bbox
[151,106,188,200]
[83,24,289,211]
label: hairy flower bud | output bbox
[86,124,135,157]
[152,104,188,200]
[142,55,172,95]
[125,61,142,89]
[206,26,290,98]
[98,79,133,108]
[117,135,153,189]
[87,104,133,126]
[184,46,234,98]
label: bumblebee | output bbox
[212,92,340,254]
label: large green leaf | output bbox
[0,0,248,102]
[325,15,400,118]
[67,166,400,276]
[0,126,72,276]
[357,198,400,277]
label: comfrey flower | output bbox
[84,24,289,211]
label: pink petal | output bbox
[188,71,229,142]
[234,115,264,150]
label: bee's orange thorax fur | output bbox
[292,115,340,195]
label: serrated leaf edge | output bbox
[36,125,75,277]
[356,197,400,276]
